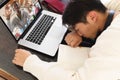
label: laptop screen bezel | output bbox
[0,0,43,42]
[0,0,9,9]
[0,16,18,42]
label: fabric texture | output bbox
[101,0,120,11]
[57,44,89,70]
[23,45,90,80]
[42,0,65,14]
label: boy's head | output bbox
[62,0,107,39]
[62,0,107,27]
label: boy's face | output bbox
[74,22,99,39]
[74,10,101,39]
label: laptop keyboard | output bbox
[26,14,56,45]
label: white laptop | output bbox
[0,0,67,56]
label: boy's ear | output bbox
[87,11,97,24]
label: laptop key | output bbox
[26,14,56,45]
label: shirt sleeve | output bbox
[23,55,55,80]
[23,55,81,80]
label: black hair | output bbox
[11,1,20,11]
[62,0,107,28]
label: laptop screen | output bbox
[0,0,41,40]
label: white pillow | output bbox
[90,14,120,57]
[101,0,120,11]
[57,44,90,70]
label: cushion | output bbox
[90,14,120,57]
[101,0,120,11]
[57,44,90,70]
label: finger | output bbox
[75,40,82,47]
[70,40,77,47]
[12,59,16,64]
[15,49,20,53]
[66,38,74,45]
[65,36,70,43]
[12,57,18,64]
[65,39,70,45]
[15,49,24,53]
[15,51,19,56]
[70,39,81,47]
[12,59,20,66]
[65,34,72,41]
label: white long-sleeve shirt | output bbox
[23,13,120,80]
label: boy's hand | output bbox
[12,49,31,67]
[65,31,82,47]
